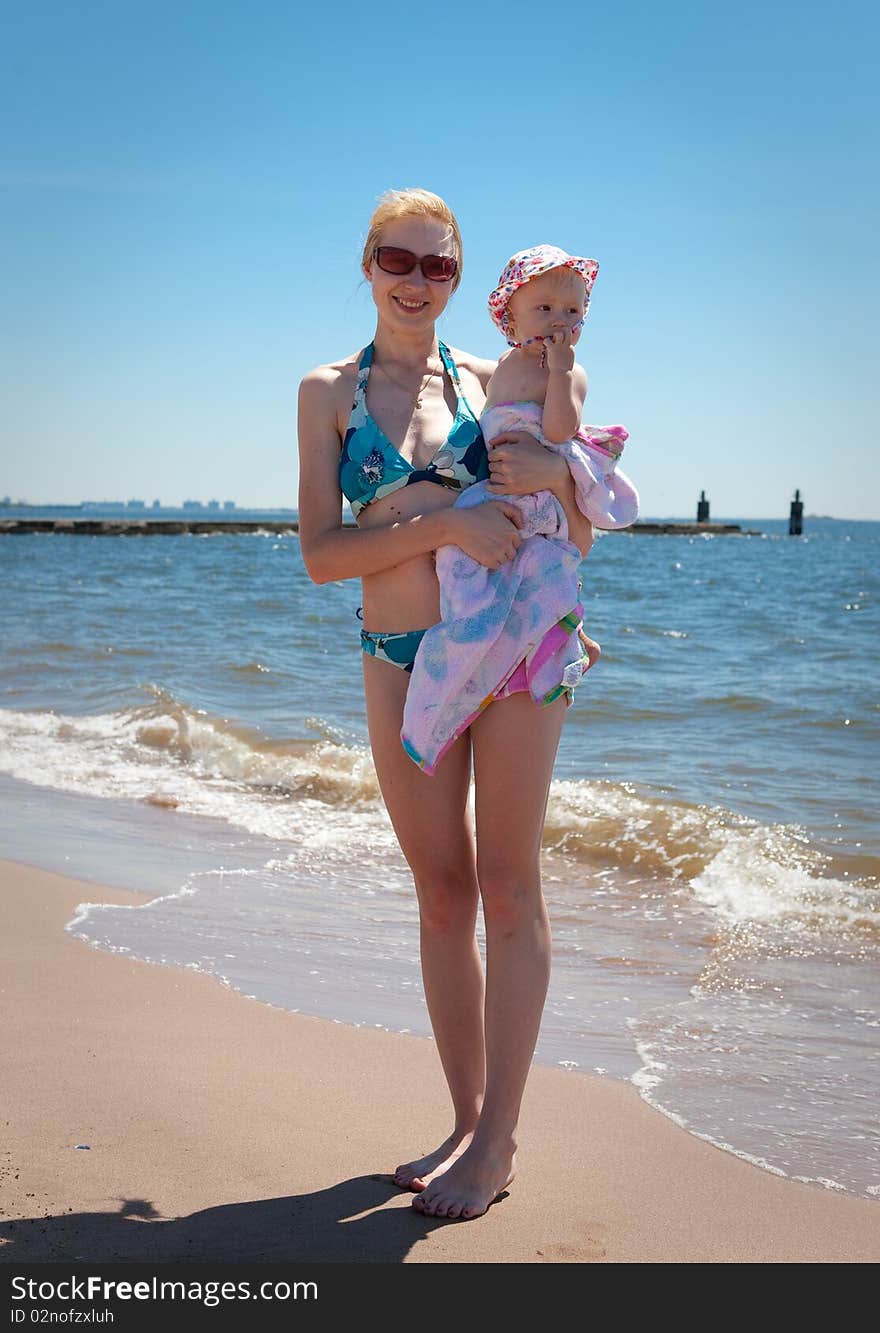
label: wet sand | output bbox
[1,857,877,1264]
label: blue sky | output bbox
[2,0,877,517]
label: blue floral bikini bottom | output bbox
[356,603,587,680]
[357,608,426,673]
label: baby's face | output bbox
[506,268,587,348]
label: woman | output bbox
[297,189,597,1221]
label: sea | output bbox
[1,509,877,1202]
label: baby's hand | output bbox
[544,328,576,373]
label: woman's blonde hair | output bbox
[361,188,463,293]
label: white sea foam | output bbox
[0,700,398,859]
[2,699,877,930]
[627,990,880,1200]
[691,831,880,937]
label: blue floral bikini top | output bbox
[339,340,489,519]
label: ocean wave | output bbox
[1,697,877,940]
[544,780,879,941]
[0,694,390,854]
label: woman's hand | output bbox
[446,501,524,570]
[485,430,567,495]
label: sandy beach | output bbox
[1,855,877,1265]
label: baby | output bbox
[400,244,638,775]
[483,243,637,529]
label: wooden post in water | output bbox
[696,490,710,522]
[789,488,804,535]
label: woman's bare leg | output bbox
[413,690,567,1219]
[362,655,486,1189]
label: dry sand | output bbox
[1,857,877,1264]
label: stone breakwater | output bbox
[0,519,303,535]
[0,519,753,536]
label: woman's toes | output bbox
[394,1163,427,1190]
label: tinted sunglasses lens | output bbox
[374,247,457,282]
[375,247,416,275]
[423,255,457,282]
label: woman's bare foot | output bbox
[411,1140,516,1219]
[393,1129,476,1192]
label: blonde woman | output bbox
[297,189,596,1221]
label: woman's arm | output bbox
[297,370,524,582]
[484,431,594,558]
[297,371,454,584]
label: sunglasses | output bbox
[374,246,458,283]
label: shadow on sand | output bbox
[0,1174,510,1263]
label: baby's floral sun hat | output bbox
[488,244,599,346]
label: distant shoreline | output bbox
[0,517,760,536]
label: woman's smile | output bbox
[393,294,430,311]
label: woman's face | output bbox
[364,216,458,334]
